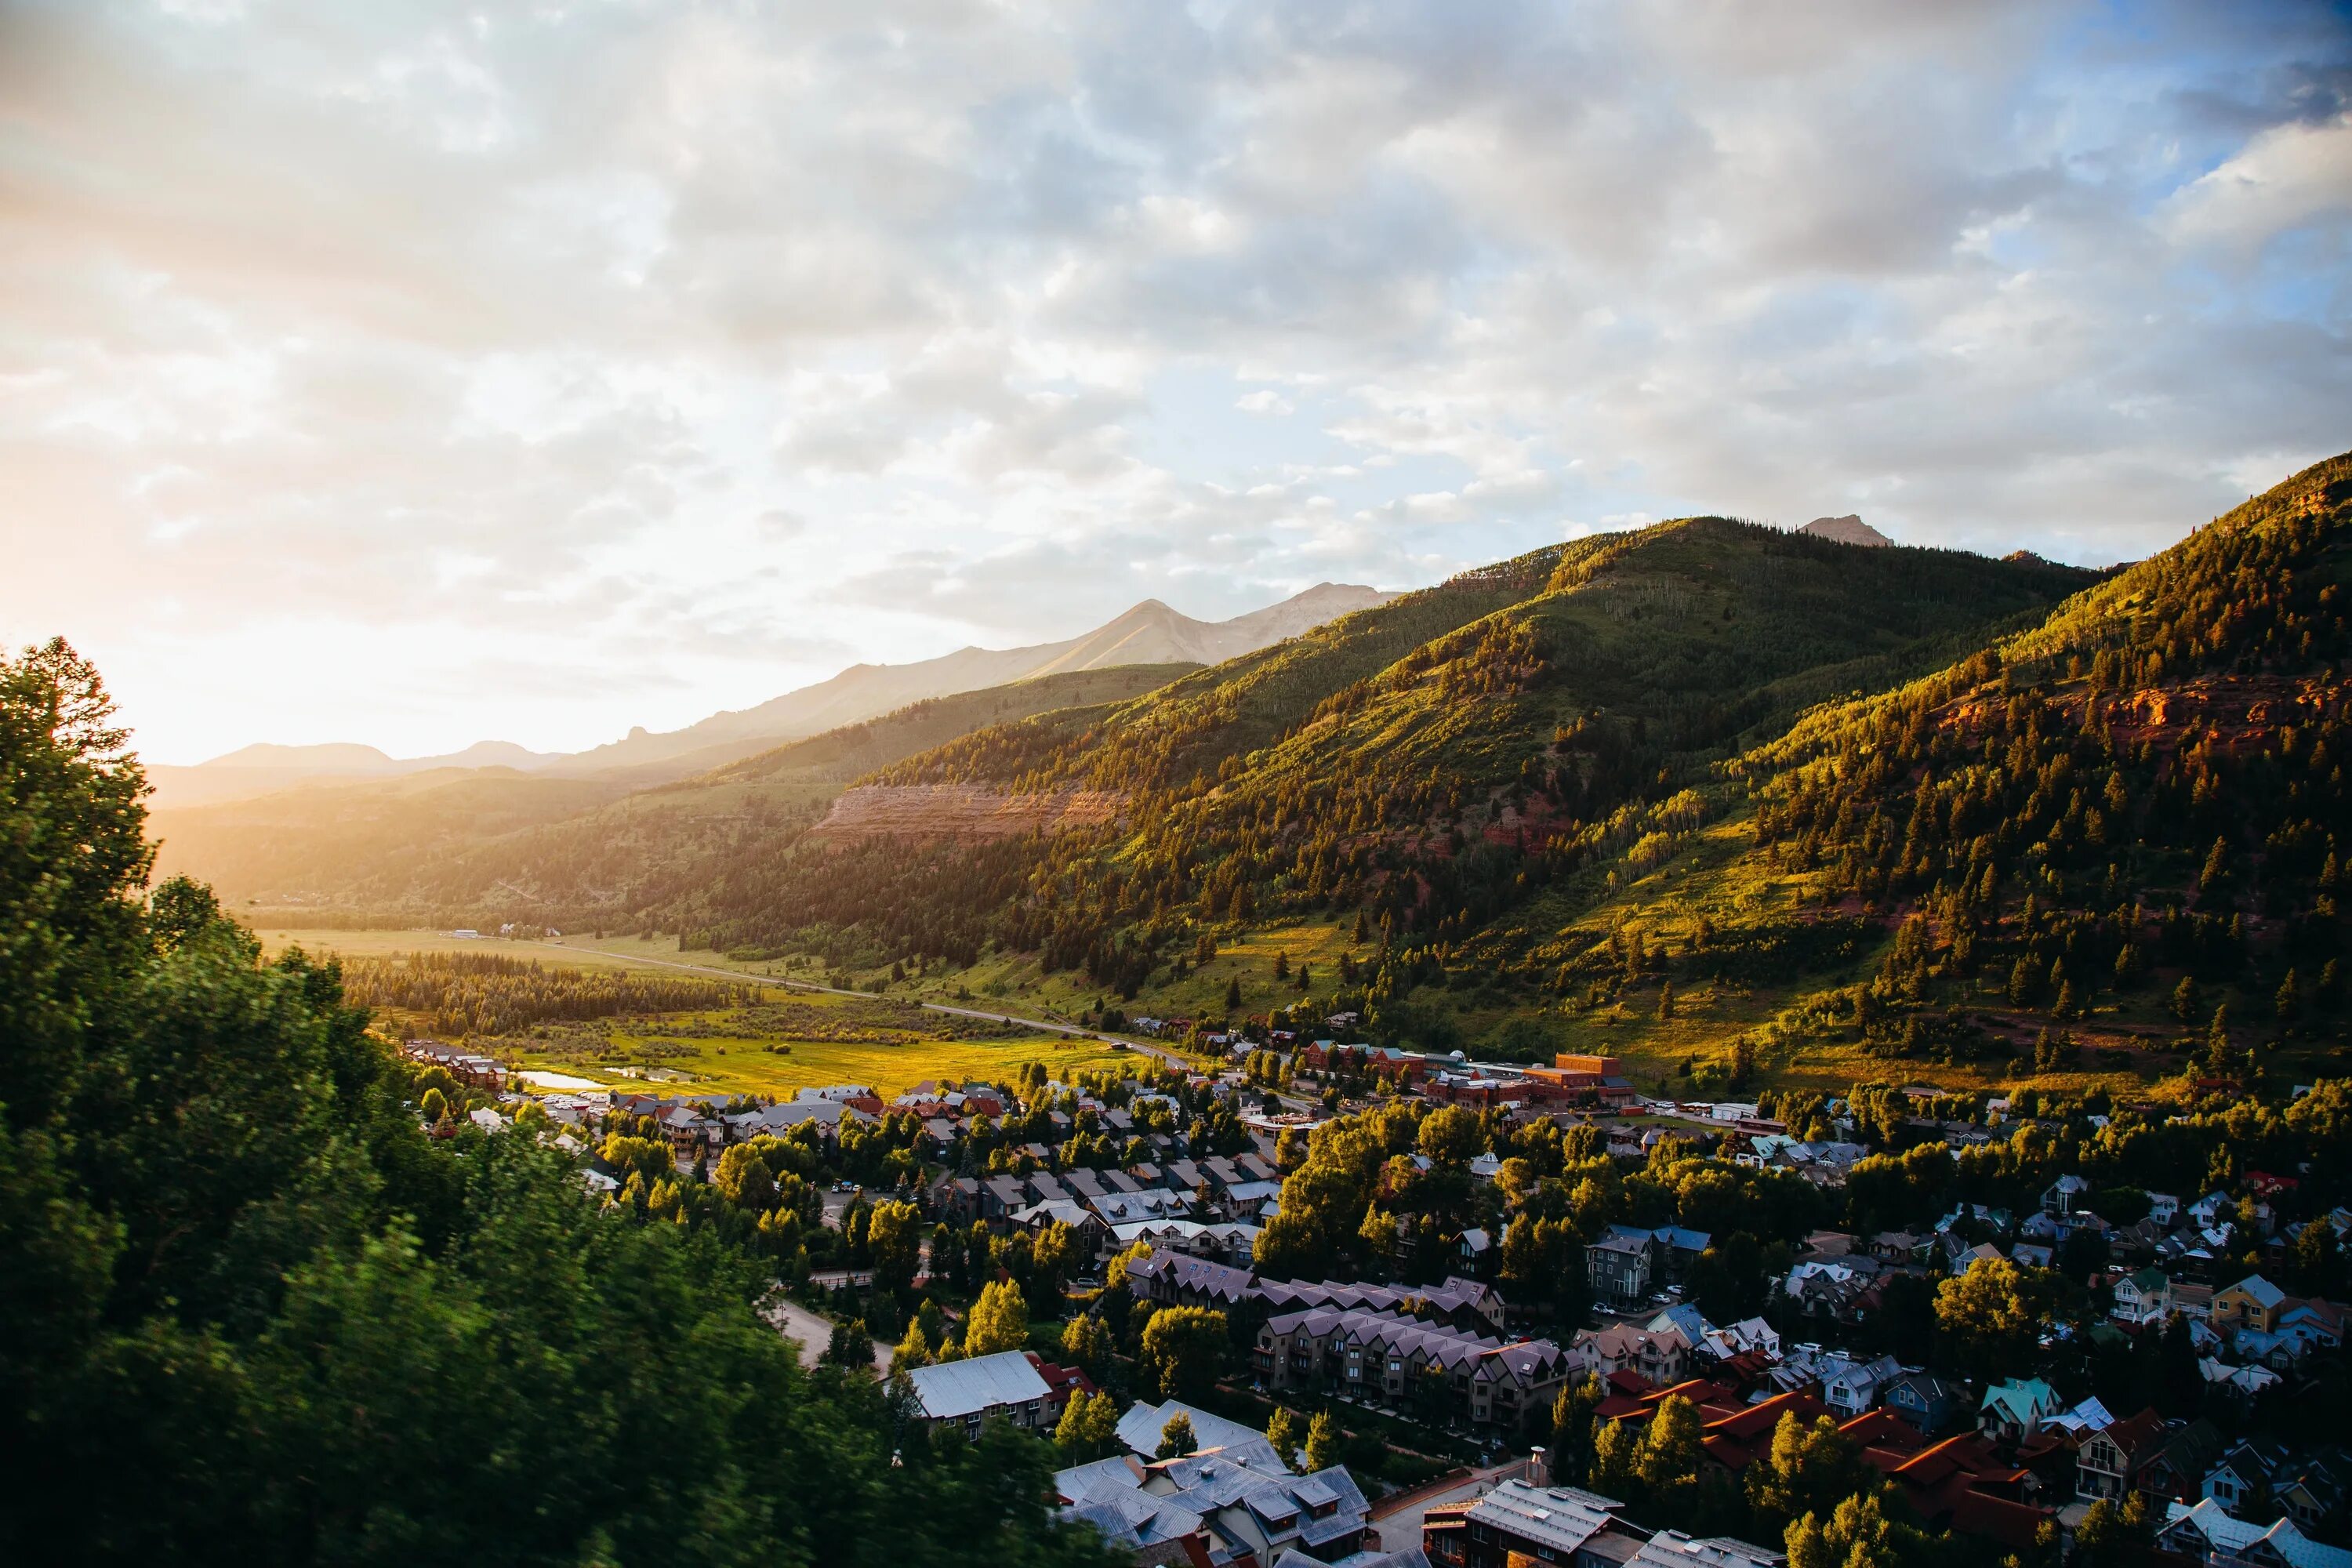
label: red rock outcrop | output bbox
[809,784,1126,844]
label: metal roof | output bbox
[905,1350,1050,1421]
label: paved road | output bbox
[532,939,1193,1071]
[765,1296,895,1374]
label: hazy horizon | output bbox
[4,1,2348,764]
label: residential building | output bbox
[1254,1305,1565,1428]
[1978,1377,2063,1445]
[2158,1499,2352,1568]
[2140,1420,2227,1505]
[2078,1408,2169,1501]
[903,1350,1083,1439]
[1588,1231,1656,1307]
[2206,1439,2289,1515]
[2216,1275,2288,1334]
[1882,1372,1969,1438]
[1058,1439,1370,1566]
[1422,1480,1627,1568]
[2113,1266,2173,1326]
[1822,1354,1903,1418]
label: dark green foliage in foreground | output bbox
[0,639,1115,1567]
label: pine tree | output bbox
[1656,978,1675,1022]
[1156,1412,1196,1459]
[1224,977,1242,1009]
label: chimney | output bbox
[1526,1446,1550,1487]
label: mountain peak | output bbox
[1797,514,1893,548]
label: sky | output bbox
[2,1,2349,764]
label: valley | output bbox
[175,454,2352,1110]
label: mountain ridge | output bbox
[164,582,1393,808]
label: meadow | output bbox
[264,928,1130,1100]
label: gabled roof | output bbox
[2163,1500,2352,1568]
[1979,1377,2060,1424]
[2224,1273,2287,1308]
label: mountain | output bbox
[176,456,2352,1104]
[568,455,2340,1104]
[1797,514,1891,547]
[151,738,565,810]
[554,582,1396,775]
[147,662,1200,909]
[640,516,2096,975]
[162,582,1395,808]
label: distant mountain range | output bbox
[150,583,1395,808]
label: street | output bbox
[765,1296,896,1374]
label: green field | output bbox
[264,928,1134,1100]
[510,1021,1131,1102]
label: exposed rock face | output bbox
[810,784,1126,843]
[1798,514,1893,547]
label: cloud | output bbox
[2161,111,2352,252]
[0,0,2347,761]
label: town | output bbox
[412,1033,2352,1568]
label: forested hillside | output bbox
[650,517,2095,994]
[0,640,1114,1564]
[632,455,2350,1102]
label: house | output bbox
[2078,1408,2169,1501]
[1421,1479,1630,1568]
[1058,1432,1371,1566]
[904,1350,1063,1437]
[1882,1372,1969,1437]
[2140,1419,2226,1504]
[1567,1323,1692,1387]
[2158,1498,2352,1568]
[2149,1193,2181,1227]
[2044,1175,2093,1216]
[2278,1453,2350,1536]
[1823,1355,1904,1418]
[1978,1378,2063,1445]
[2205,1439,2289,1515]
[2113,1266,2173,1326]
[1588,1230,1656,1308]
[2216,1275,2288,1334]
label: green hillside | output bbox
[157,662,1198,918]
[647,515,2100,1008]
[1431,452,2352,1097]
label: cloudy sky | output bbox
[3,0,2349,764]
